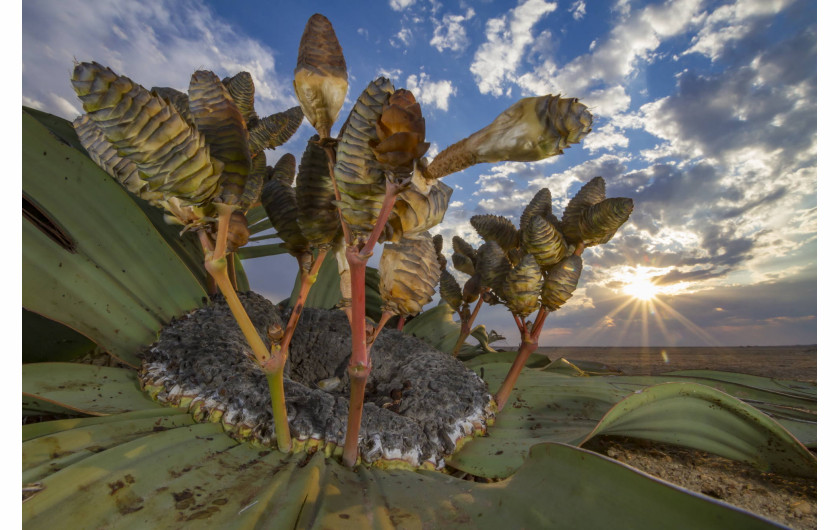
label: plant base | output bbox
[139,292,495,469]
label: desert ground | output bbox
[533,344,817,529]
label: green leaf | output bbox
[447,363,626,478]
[231,252,250,292]
[402,303,463,353]
[578,382,816,478]
[449,363,816,479]
[22,309,96,363]
[23,408,187,441]
[23,364,161,416]
[23,109,207,365]
[463,350,551,369]
[237,243,289,260]
[23,412,196,483]
[22,423,782,529]
[288,249,340,309]
[542,357,625,376]
[663,369,817,400]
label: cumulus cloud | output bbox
[683,0,797,60]
[389,0,416,11]
[517,0,703,99]
[406,73,456,111]
[569,0,586,20]
[22,0,297,122]
[470,0,557,96]
[430,8,475,53]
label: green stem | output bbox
[265,361,292,452]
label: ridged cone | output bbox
[451,252,476,276]
[222,71,257,125]
[150,87,193,124]
[71,61,222,206]
[501,253,543,317]
[294,14,348,138]
[239,150,266,211]
[188,70,251,208]
[261,179,309,255]
[439,269,463,310]
[379,233,441,316]
[462,274,482,304]
[333,77,394,244]
[296,135,340,247]
[72,115,159,200]
[248,107,304,154]
[272,153,297,185]
[452,236,478,264]
[523,215,568,270]
[560,176,606,244]
[470,214,519,251]
[425,95,592,180]
[520,188,553,231]
[476,240,511,293]
[579,198,634,246]
[541,255,583,311]
[387,180,452,240]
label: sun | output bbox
[624,277,660,301]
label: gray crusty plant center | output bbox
[140,292,495,469]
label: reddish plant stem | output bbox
[452,295,486,356]
[341,182,401,467]
[369,311,395,353]
[274,251,328,361]
[322,142,352,246]
[342,248,371,467]
[494,306,550,410]
[360,180,399,257]
[513,314,526,334]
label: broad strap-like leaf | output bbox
[23,110,207,365]
[23,364,161,416]
[577,382,816,478]
[23,422,782,529]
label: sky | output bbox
[21,0,820,348]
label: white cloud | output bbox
[390,27,413,47]
[583,123,629,152]
[683,0,796,60]
[389,0,416,11]
[377,68,404,82]
[570,0,586,20]
[430,8,475,53]
[470,0,558,96]
[22,0,297,121]
[406,73,456,111]
[517,0,703,100]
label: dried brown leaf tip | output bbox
[371,89,430,169]
[294,13,348,139]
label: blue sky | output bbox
[22,0,819,347]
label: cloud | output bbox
[683,0,797,60]
[569,0,586,20]
[517,0,704,100]
[470,0,558,96]
[390,27,413,48]
[406,73,456,111]
[22,0,297,122]
[430,8,475,53]
[389,0,417,11]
